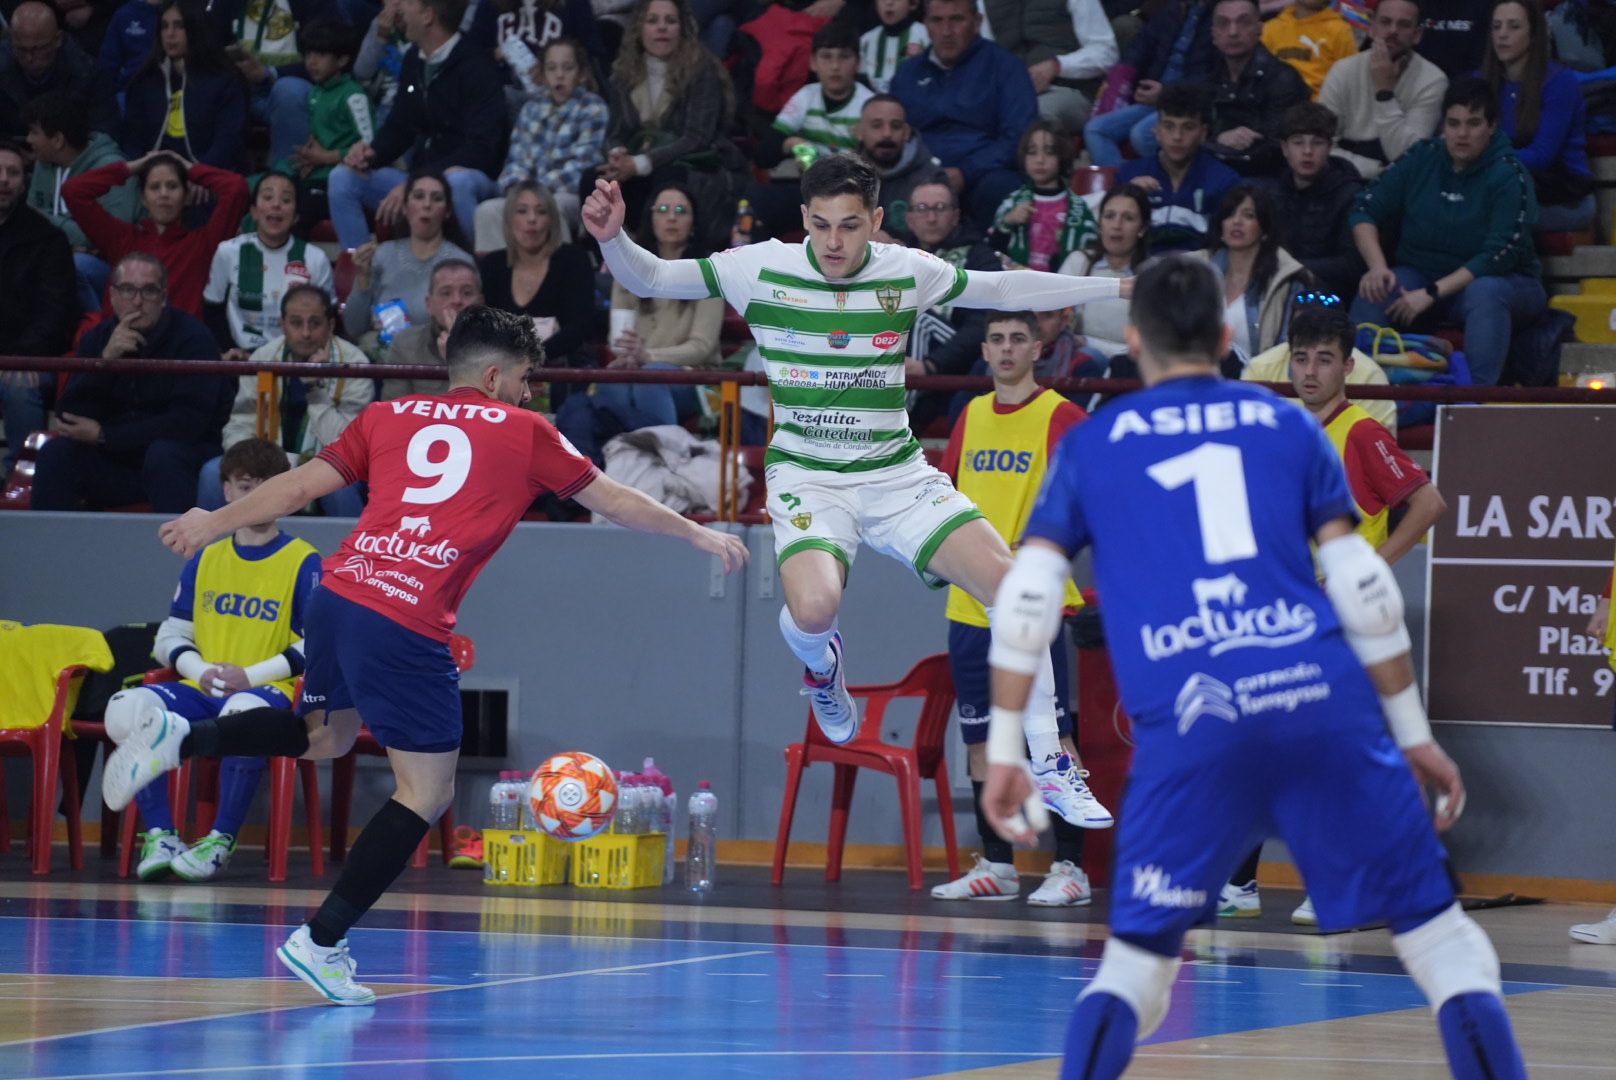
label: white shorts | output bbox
[765,454,984,588]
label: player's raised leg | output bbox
[927,518,1111,828]
[775,494,860,743]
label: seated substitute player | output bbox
[981,256,1527,1080]
[106,306,749,1007]
[1222,300,1450,925]
[934,311,1111,905]
[108,437,322,882]
[584,156,1126,820]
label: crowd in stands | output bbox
[0,0,1607,515]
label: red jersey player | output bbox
[108,306,748,1006]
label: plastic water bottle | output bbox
[686,781,717,894]
[517,769,536,830]
[641,758,676,883]
[492,771,523,830]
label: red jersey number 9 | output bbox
[403,424,473,505]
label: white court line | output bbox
[1136,1051,1609,1072]
[1430,557,1616,567]
[32,1049,1066,1079]
[0,916,1591,992]
[0,949,768,1051]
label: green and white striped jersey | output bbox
[771,84,873,155]
[697,239,967,473]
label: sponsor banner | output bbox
[1426,406,1616,726]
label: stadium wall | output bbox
[6,515,1615,887]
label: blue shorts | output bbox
[947,622,1070,746]
[1110,671,1455,947]
[297,586,463,754]
[145,682,292,719]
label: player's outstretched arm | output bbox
[980,538,1072,845]
[955,268,1134,313]
[583,179,713,302]
[1316,517,1466,830]
[572,473,749,573]
[158,459,348,559]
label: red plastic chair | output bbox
[328,633,475,868]
[771,653,961,891]
[1070,165,1118,196]
[115,669,324,881]
[0,666,91,874]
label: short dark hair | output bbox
[1443,75,1499,124]
[1288,304,1354,357]
[297,14,358,59]
[422,0,468,32]
[863,92,904,115]
[1156,82,1212,124]
[1378,0,1423,19]
[1130,254,1225,365]
[1213,0,1261,14]
[221,437,291,482]
[811,20,859,54]
[281,282,335,320]
[114,251,168,290]
[0,139,26,164]
[253,170,300,215]
[986,311,1039,335]
[1280,101,1337,141]
[801,153,881,211]
[445,305,544,379]
[19,90,90,149]
[912,169,956,198]
[430,257,482,292]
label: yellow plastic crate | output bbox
[483,829,570,886]
[571,832,665,889]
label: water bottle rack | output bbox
[482,829,666,890]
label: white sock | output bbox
[779,605,837,678]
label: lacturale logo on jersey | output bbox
[200,592,282,621]
[351,515,461,570]
[1140,573,1317,661]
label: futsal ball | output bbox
[530,751,618,841]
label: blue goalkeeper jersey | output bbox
[1024,374,1365,734]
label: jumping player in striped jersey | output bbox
[982,256,1525,1080]
[585,155,1125,823]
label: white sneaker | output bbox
[1218,880,1262,918]
[172,830,236,882]
[930,854,1019,900]
[1291,896,1318,926]
[1027,860,1092,907]
[102,710,190,812]
[800,632,858,744]
[1034,756,1114,829]
[276,925,377,1006]
[137,828,188,881]
[1569,908,1616,944]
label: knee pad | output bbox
[1393,903,1502,1012]
[987,545,1069,677]
[220,691,279,716]
[105,686,167,738]
[1079,937,1183,1040]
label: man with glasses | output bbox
[32,252,233,512]
[903,173,1002,434]
[0,2,103,143]
[0,139,77,477]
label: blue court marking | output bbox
[0,912,1571,1080]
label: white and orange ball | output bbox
[529,752,617,841]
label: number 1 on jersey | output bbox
[1146,443,1257,564]
[403,424,473,504]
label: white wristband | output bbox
[174,650,209,682]
[1381,683,1434,749]
[987,706,1026,766]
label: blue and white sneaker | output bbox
[801,632,858,744]
[102,710,190,812]
[172,830,236,882]
[1034,755,1114,829]
[277,925,377,1006]
[137,828,188,881]
[1218,880,1262,918]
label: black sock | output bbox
[1052,814,1086,866]
[181,707,310,759]
[1231,844,1262,888]
[972,779,1014,865]
[308,799,429,947]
